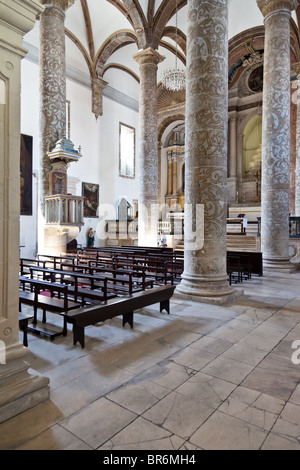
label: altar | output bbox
[227,217,248,234]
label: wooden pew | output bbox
[20,258,47,275]
[61,284,176,348]
[36,254,77,270]
[28,266,112,303]
[77,248,179,285]
[227,255,244,283]
[19,312,34,347]
[85,265,154,294]
[227,251,263,277]
[19,276,81,340]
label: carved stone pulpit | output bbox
[43,136,84,254]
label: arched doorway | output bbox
[243,115,262,179]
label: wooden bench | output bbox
[28,266,113,303]
[228,250,263,277]
[62,284,176,348]
[227,255,245,284]
[19,276,81,340]
[19,312,34,347]
[20,258,47,275]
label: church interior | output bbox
[2,0,300,451]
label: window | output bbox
[119,122,135,178]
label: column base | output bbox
[175,274,244,305]
[0,346,49,424]
[263,256,296,273]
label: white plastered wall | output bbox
[20,58,139,256]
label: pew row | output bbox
[19,276,81,340]
[61,284,176,348]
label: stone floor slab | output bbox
[190,410,268,450]
[60,398,136,449]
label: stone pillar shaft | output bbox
[167,156,173,195]
[0,0,49,423]
[39,2,69,202]
[257,0,296,269]
[294,63,300,216]
[134,48,164,246]
[172,158,178,195]
[229,114,237,178]
[176,0,236,304]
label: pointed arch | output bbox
[108,0,148,48]
[159,39,186,66]
[158,113,185,143]
[94,30,138,76]
[152,0,187,49]
[80,0,94,60]
[162,26,186,55]
[65,28,94,76]
[102,63,140,83]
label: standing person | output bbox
[159,231,167,247]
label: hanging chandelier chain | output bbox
[161,0,186,91]
[175,0,178,70]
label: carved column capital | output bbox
[229,112,238,123]
[91,75,108,120]
[133,47,165,68]
[292,61,300,77]
[257,0,297,18]
[40,0,75,12]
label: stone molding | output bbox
[257,0,297,17]
[40,0,75,12]
[91,75,108,119]
[0,0,44,38]
[133,47,165,68]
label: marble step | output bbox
[175,235,260,252]
[226,235,259,252]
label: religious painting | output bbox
[82,182,99,218]
[20,134,33,216]
[119,122,135,179]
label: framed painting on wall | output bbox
[20,134,33,216]
[82,182,99,218]
[119,122,135,178]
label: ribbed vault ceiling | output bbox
[24,1,300,99]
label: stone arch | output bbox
[158,114,185,207]
[158,112,185,144]
[235,108,262,204]
[152,0,187,49]
[95,30,138,76]
[242,114,262,178]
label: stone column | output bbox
[257,0,297,271]
[294,62,300,216]
[176,0,237,304]
[167,154,173,195]
[228,113,238,205]
[39,0,74,252]
[229,113,237,178]
[0,0,50,423]
[172,156,178,195]
[39,0,74,204]
[158,142,162,203]
[133,48,164,246]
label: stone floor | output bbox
[1,270,300,450]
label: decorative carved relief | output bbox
[91,76,108,120]
[40,0,75,12]
[259,0,294,263]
